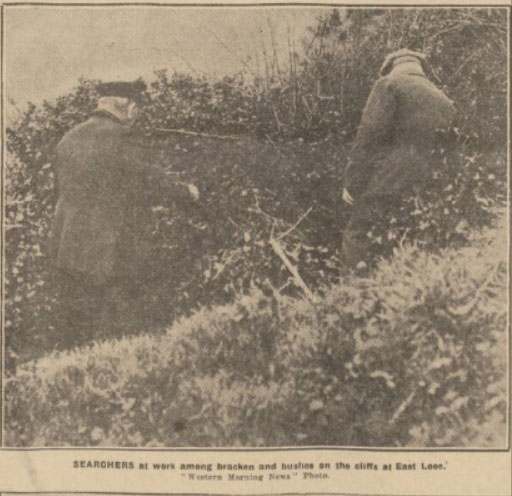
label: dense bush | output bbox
[5,81,103,364]
[5,217,507,447]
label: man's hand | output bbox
[342,187,354,206]
[163,174,200,202]
[187,184,200,201]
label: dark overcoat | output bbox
[344,69,456,200]
[47,114,189,286]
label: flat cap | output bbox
[96,79,147,100]
[380,49,428,76]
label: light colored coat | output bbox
[344,68,456,200]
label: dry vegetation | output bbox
[4,8,508,447]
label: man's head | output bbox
[94,79,146,125]
[380,49,428,76]
[96,79,146,101]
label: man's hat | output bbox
[96,79,147,100]
[380,49,428,76]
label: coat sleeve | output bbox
[344,77,397,199]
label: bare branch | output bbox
[276,206,313,241]
[269,237,318,303]
[153,127,241,141]
[390,391,416,425]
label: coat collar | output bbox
[93,96,135,125]
[91,110,123,124]
[390,60,427,78]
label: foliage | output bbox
[5,80,101,367]
[5,9,508,360]
[359,129,507,263]
[4,218,507,447]
[301,8,508,145]
[3,8,508,446]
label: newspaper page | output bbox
[0,1,510,495]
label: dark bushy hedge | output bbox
[5,218,507,447]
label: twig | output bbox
[267,17,283,85]
[447,261,502,316]
[167,49,202,75]
[247,195,278,225]
[278,279,293,293]
[205,26,255,76]
[211,248,243,282]
[264,134,287,158]
[448,53,475,84]
[227,217,243,231]
[427,22,467,41]
[485,71,507,83]
[301,95,313,129]
[276,206,313,241]
[269,237,317,303]
[389,391,416,425]
[250,198,316,302]
[260,37,271,90]
[153,127,241,141]
[271,104,282,132]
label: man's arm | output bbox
[344,77,396,200]
[119,139,199,204]
[141,163,199,203]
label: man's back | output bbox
[386,72,456,148]
[56,115,128,206]
[49,115,135,284]
[341,50,458,267]
[345,69,456,198]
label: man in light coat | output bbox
[341,49,456,267]
[48,80,199,345]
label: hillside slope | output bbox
[5,215,508,448]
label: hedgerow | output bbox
[5,217,507,447]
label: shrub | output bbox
[5,217,507,447]
[4,8,508,370]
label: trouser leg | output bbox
[54,271,105,349]
[341,195,399,269]
[341,198,374,269]
[100,277,147,338]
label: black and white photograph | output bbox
[2,3,509,449]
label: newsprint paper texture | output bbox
[0,0,511,495]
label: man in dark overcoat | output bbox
[341,49,456,268]
[47,80,199,346]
